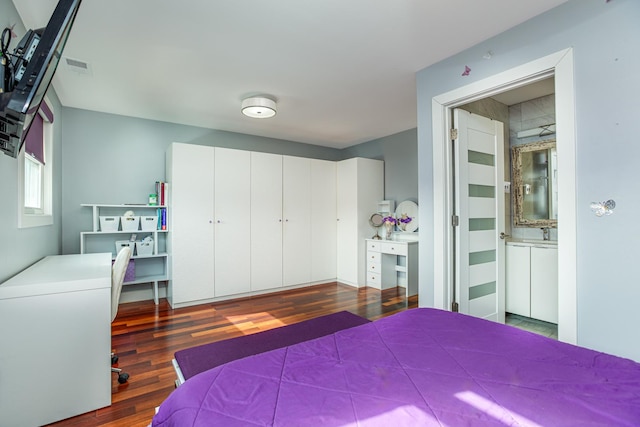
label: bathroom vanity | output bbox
[506,239,558,324]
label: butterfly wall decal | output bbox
[462,65,471,76]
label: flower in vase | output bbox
[397,214,412,231]
[382,216,396,239]
[382,216,396,225]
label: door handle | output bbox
[499,232,510,240]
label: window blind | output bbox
[24,101,53,165]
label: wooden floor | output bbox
[47,282,417,427]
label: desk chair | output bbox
[111,246,132,384]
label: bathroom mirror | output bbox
[512,139,558,228]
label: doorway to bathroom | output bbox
[431,48,577,344]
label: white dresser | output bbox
[365,238,418,296]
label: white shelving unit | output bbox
[80,204,169,304]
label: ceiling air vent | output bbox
[64,57,91,74]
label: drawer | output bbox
[367,271,381,287]
[367,261,381,273]
[380,242,407,256]
[367,251,381,263]
[367,241,381,252]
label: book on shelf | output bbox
[154,180,169,230]
[155,181,170,207]
[156,207,167,230]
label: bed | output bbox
[153,308,640,426]
[172,310,371,384]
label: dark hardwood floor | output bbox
[47,282,418,427]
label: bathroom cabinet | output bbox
[506,241,558,324]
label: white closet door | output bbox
[310,159,337,282]
[214,148,251,297]
[336,159,358,286]
[251,152,283,291]
[355,158,384,287]
[282,156,311,287]
[166,143,215,305]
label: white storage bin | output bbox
[99,216,120,232]
[140,215,158,231]
[120,216,140,231]
[135,240,154,256]
[115,240,136,256]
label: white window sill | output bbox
[19,213,53,228]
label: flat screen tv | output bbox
[0,0,82,158]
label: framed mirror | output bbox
[512,139,558,228]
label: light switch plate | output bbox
[504,182,511,193]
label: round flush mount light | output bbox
[241,96,276,118]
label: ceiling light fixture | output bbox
[241,96,276,119]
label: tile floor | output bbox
[505,312,558,340]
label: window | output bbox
[18,99,53,228]
[24,153,44,213]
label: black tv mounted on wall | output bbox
[0,0,82,158]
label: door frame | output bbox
[431,48,577,344]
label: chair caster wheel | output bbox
[118,373,129,384]
[111,355,119,364]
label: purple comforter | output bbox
[153,308,640,426]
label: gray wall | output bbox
[416,0,640,360]
[342,128,418,205]
[0,2,63,282]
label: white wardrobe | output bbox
[337,158,385,287]
[166,143,383,308]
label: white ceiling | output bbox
[12,0,567,149]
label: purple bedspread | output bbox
[153,308,640,426]
[175,311,370,381]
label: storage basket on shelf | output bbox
[135,237,154,256]
[140,215,159,231]
[99,216,120,232]
[115,240,136,256]
[120,215,140,231]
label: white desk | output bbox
[366,238,418,296]
[0,253,112,427]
